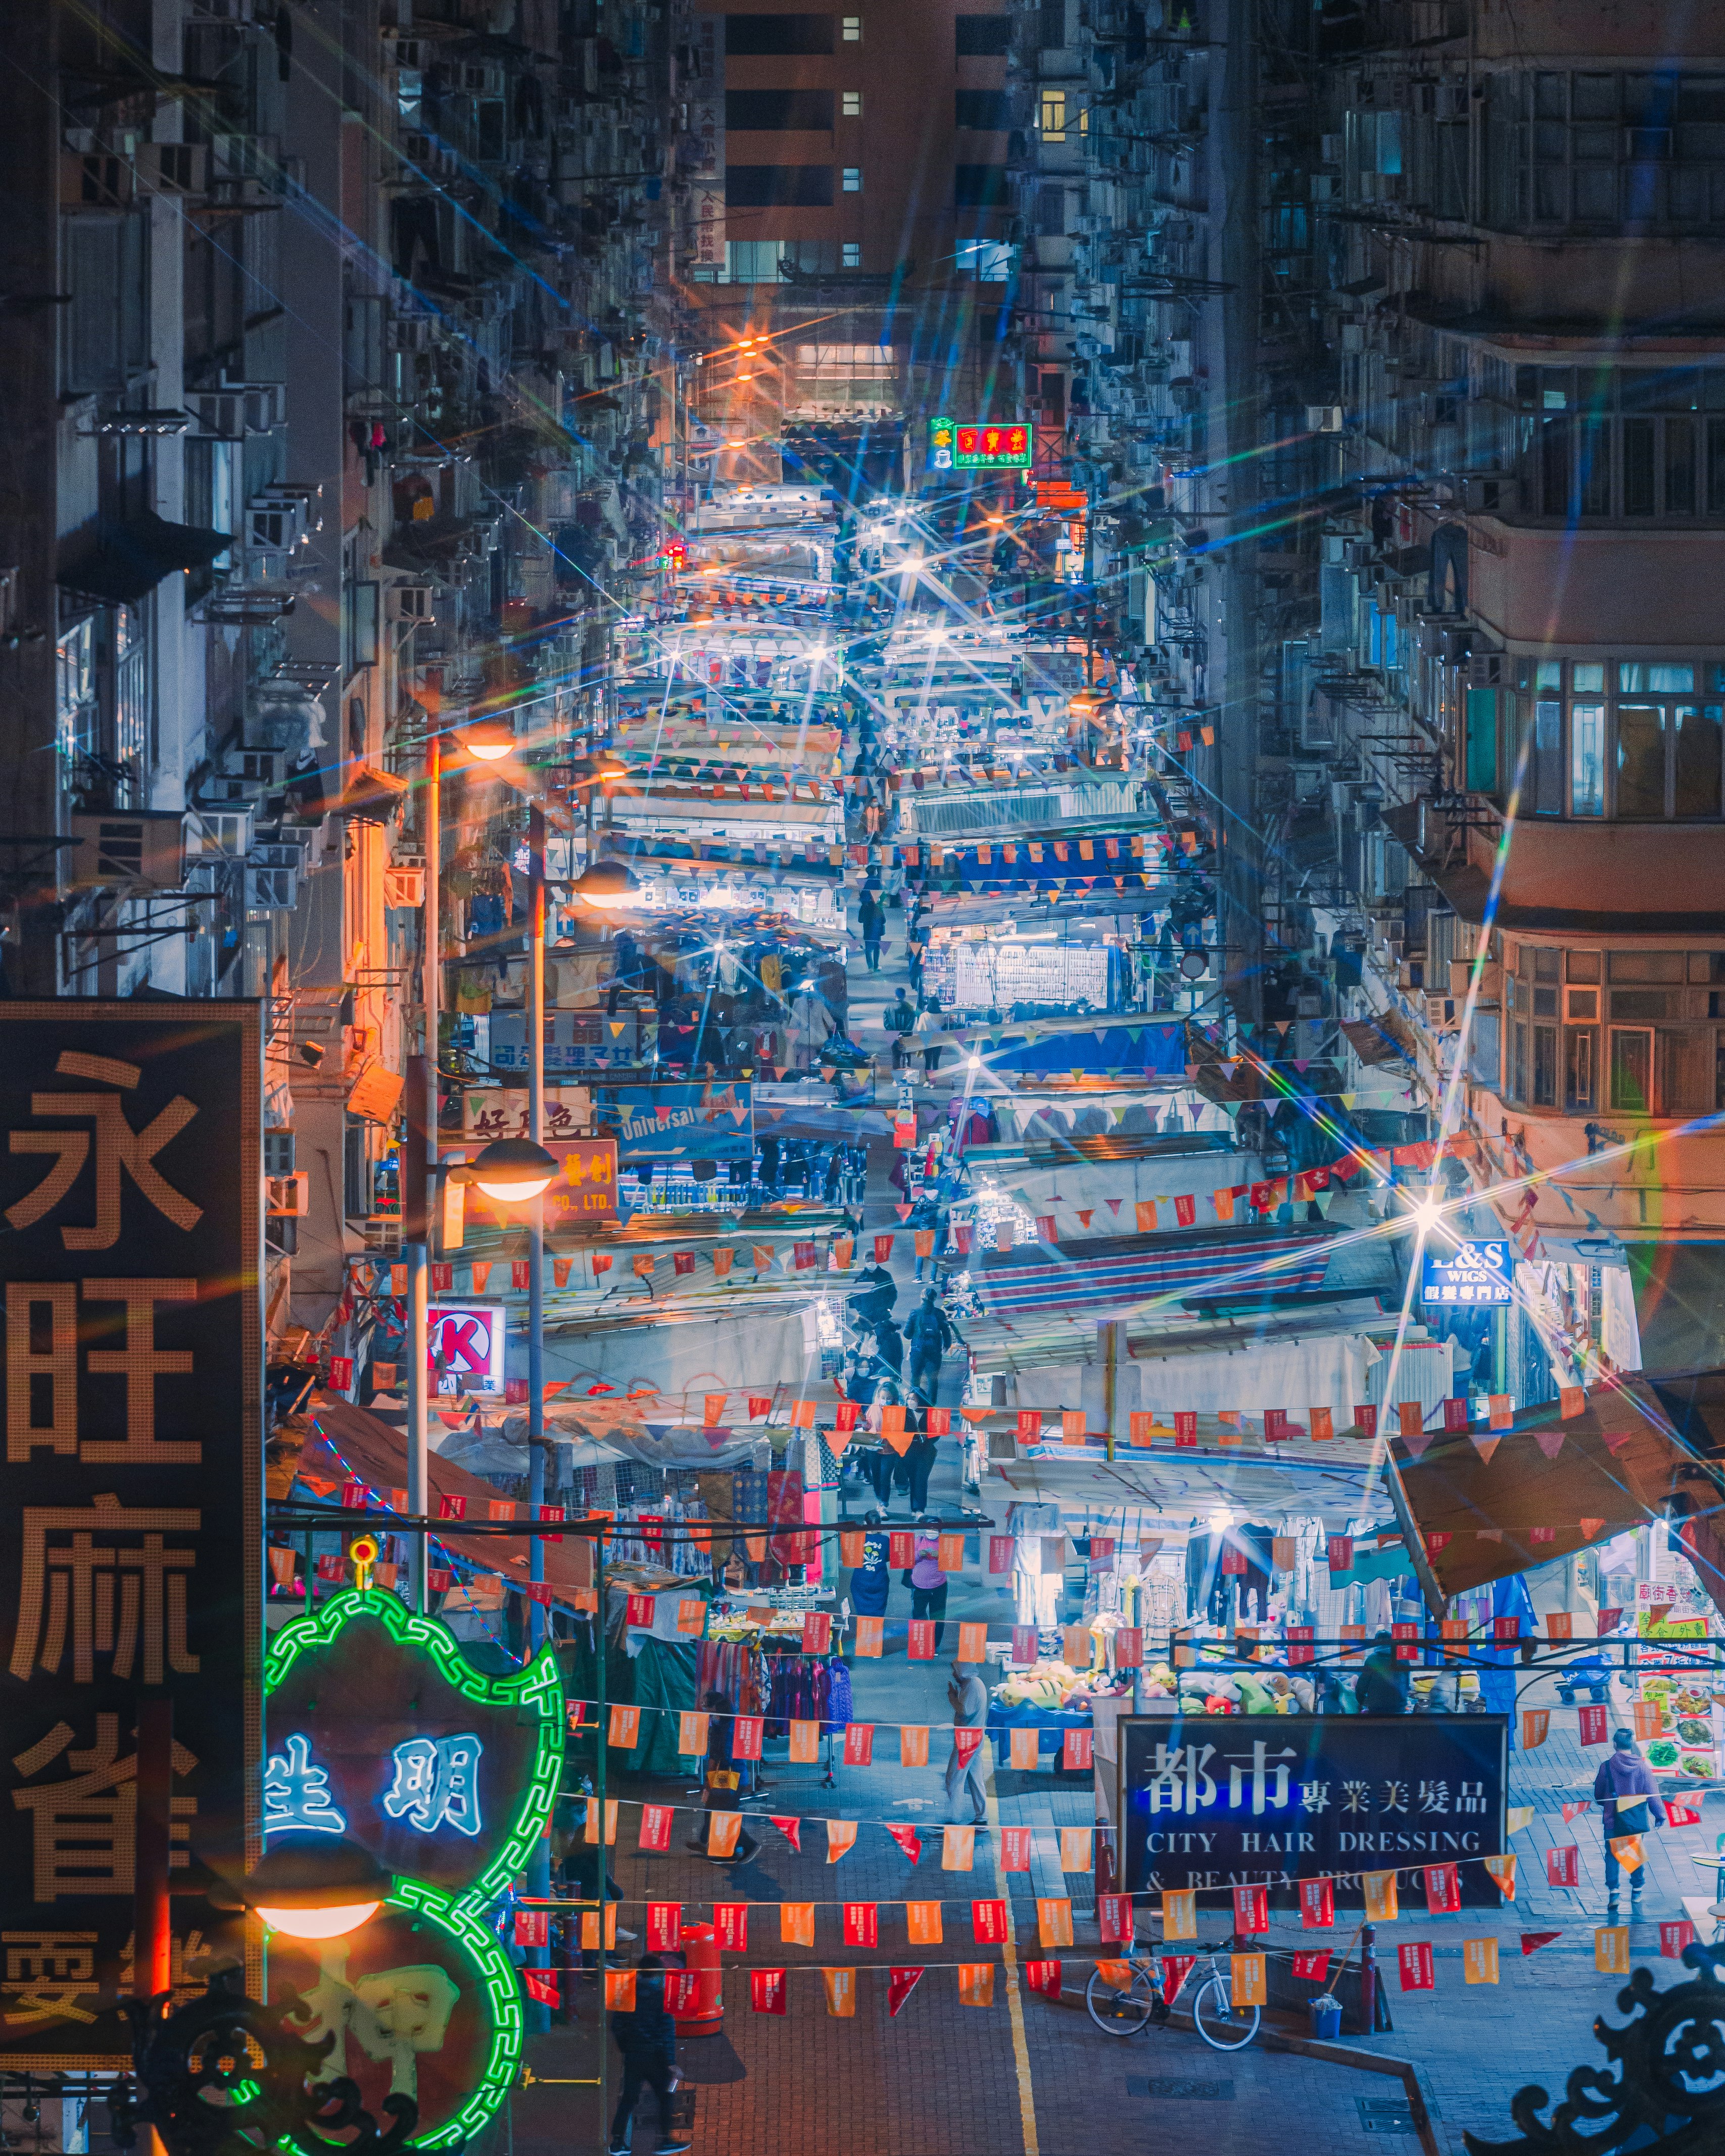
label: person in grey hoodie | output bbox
[1592,1727,1668,1913]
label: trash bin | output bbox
[1310,1993,1343,2041]
[675,1922,724,2036]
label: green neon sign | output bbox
[264,1588,564,1912]
[264,1591,564,2142]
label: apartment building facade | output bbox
[0,0,686,1362]
[684,1,1018,486]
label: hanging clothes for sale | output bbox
[764,1652,830,1737]
[1235,1522,1276,1624]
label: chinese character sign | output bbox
[1419,1238,1514,1309]
[263,1591,563,1904]
[0,1004,262,2067]
[1118,1715,1507,1907]
[949,422,1034,470]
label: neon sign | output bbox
[263,1592,564,2148]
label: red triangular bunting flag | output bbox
[770,1815,803,1853]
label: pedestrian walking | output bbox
[1354,1630,1410,1714]
[904,1284,952,1397]
[848,1510,892,1621]
[686,1689,760,1861]
[606,1955,688,2155]
[1595,1727,1667,1915]
[904,1525,948,1651]
[943,1659,990,1824]
[858,890,885,971]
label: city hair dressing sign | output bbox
[1118,1715,1508,1908]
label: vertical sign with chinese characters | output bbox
[686,17,726,271]
[1118,1715,1507,1908]
[0,1004,261,2067]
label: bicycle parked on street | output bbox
[1084,1938,1261,2051]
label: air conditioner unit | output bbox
[191,809,255,857]
[387,583,436,621]
[1467,650,1509,688]
[247,501,304,552]
[133,143,208,195]
[265,1172,310,1217]
[390,313,435,353]
[1423,994,1456,1031]
[224,746,284,788]
[1307,405,1344,434]
[382,865,425,908]
[458,62,506,94]
[61,152,134,211]
[67,811,185,891]
[247,861,300,911]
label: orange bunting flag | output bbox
[1596,1926,1631,1974]
[1037,1899,1074,1948]
[1162,1889,1197,1940]
[604,1970,636,2013]
[607,1704,640,1748]
[1309,1406,1334,1442]
[582,1905,618,1950]
[938,1532,967,1571]
[1363,1872,1399,1922]
[706,1812,742,1859]
[780,1903,815,1946]
[854,1615,884,1656]
[1230,1953,1268,2007]
[956,1620,987,1661]
[1522,1708,1551,1749]
[1483,1855,1517,1899]
[1560,1385,1586,1418]
[826,1820,858,1862]
[899,1726,930,1767]
[1060,1828,1093,1873]
[821,1966,856,2017]
[678,1599,706,1635]
[1010,1728,1040,1770]
[902,1900,943,1945]
[789,1720,821,1763]
[942,1826,975,1872]
[1464,1938,1500,1984]
[678,1712,710,1757]
[958,1963,995,2007]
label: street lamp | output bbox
[457,714,518,762]
[231,1836,392,1941]
[463,1134,560,1206]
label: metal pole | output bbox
[134,1694,173,1996]
[528,799,548,1632]
[595,1525,608,2137]
[525,799,551,2032]
[134,1693,174,2156]
[406,732,441,1613]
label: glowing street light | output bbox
[457,714,517,762]
[465,1135,560,1205]
[232,1836,390,1942]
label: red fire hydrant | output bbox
[675,1921,724,2035]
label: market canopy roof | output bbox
[1399,1370,1725,1612]
[297,1393,595,1597]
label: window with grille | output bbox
[1494,70,1725,229]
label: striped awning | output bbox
[975,1227,1336,1319]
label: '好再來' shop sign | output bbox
[1118,1715,1508,1907]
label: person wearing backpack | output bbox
[1594,1726,1667,1916]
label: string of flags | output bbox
[517,1914,1706,2013]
